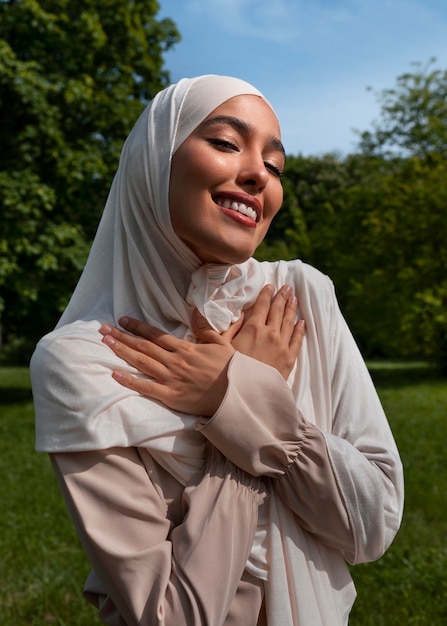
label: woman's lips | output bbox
[213,192,262,223]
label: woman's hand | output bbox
[99,283,305,415]
[194,284,305,381]
[99,320,235,416]
[231,283,304,380]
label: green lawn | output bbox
[349,363,447,625]
[0,368,100,626]
[1,364,446,625]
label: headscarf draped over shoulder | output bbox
[55,75,275,335]
[30,73,275,459]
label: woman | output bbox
[30,75,404,626]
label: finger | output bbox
[100,323,165,359]
[191,309,227,345]
[265,285,294,328]
[221,311,245,342]
[118,317,179,351]
[100,324,170,376]
[112,369,167,402]
[100,331,168,380]
[279,294,299,336]
[289,319,306,355]
[244,284,275,324]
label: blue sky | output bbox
[158,0,447,156]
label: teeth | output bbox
[217,199,257,221]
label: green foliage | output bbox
[0,0,179,355]
[338,153,447,367]
[341,60,447,367]
[2,37,447,373]
[256,164,311,262]
[259,60,447,370]
[359,59,447,157]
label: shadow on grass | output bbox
[367,361,443,388]
[0,387,33,405]
[0,367,33,405]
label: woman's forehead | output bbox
[198,94,282,144]
[172,76,276,154]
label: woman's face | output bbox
[169,94,285,264]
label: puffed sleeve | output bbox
[51,445,265,626]
[196,355,354,556]
[197,347,403,565]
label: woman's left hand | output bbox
[100,318,238,416]
[100,283,305,415]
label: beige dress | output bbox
[32,261,404,625]
[51,350,376,626]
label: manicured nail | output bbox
[289,295,298,306]
[282,284,293,295]
[100,324,112,335]
[103,334,115,345]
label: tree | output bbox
[347,59,447,368]
[255,160,311,263]
[257,153,354,270]
[359,58,447,157]
[0,0,179,360]
[337,152,447,367]
[262,59,447,371]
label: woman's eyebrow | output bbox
[200,115,286,157]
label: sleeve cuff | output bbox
[196,352,307,477]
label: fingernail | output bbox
[103,335,115,345]
[265,284,274,294]
[290,295,298,306]
[120,317,129,327]
[283,284,293,295]
[100,324,112,335]
[298,319,305,328]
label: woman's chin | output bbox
[199,250,254,265]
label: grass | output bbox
[0,368,100,626]
[349,362,447,625]
[1,363,446,624]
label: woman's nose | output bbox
[237,153,269,190]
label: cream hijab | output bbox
[55,74,270,335]
[32,76,357,625]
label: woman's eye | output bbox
[265,162,283,178]
[207,138,283,178]
[208,138,239,151]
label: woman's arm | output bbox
[103,282,402,566]
[197,353,355,560]
[197,323,403,565]
[51,446,265,626]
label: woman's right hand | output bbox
[193,284,305,380]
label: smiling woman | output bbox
[169,96,284,264]
[30,75,403,626]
